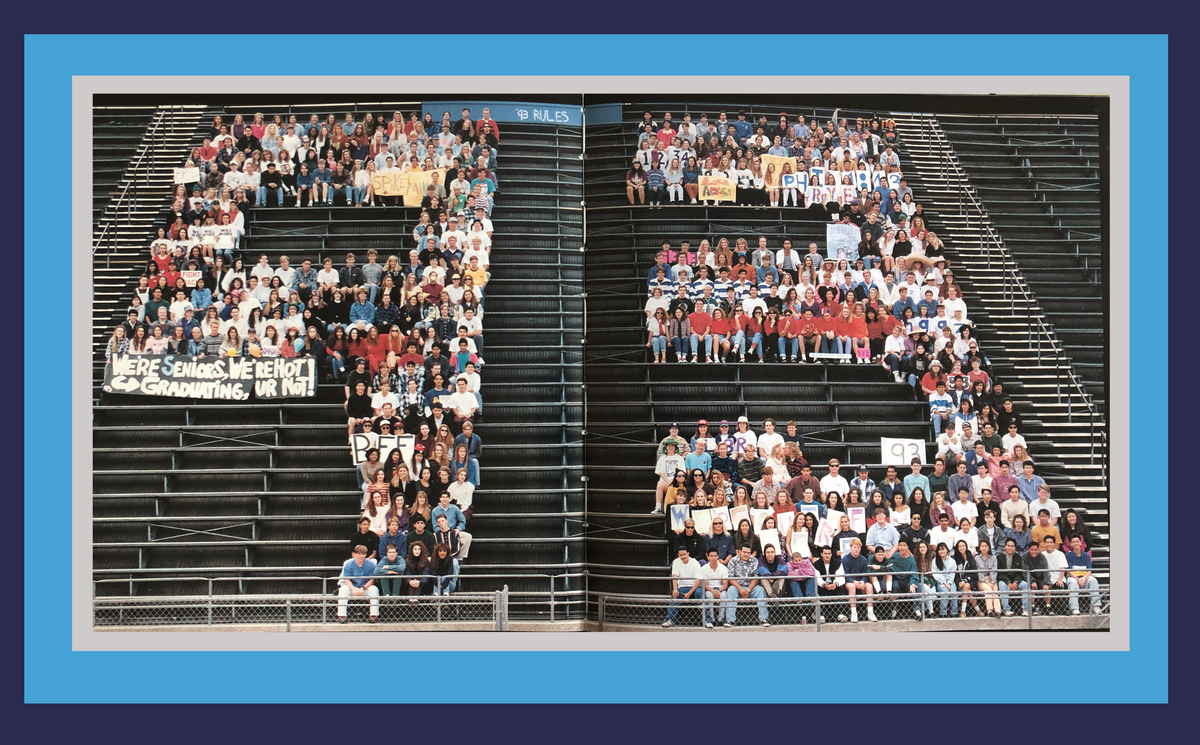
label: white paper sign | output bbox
[848,505,868,534]
[781,173,803,190]
[729,506,750,533]
[881,437,924,466]
[826,223,861,261]
[760,531,780,557]
[709,506,731,535]
[789,530,811,558]
[174,167,200,184]
[775,511,795,537]
[350,432,415,467]
[751,509,772,533]
[839,537,855,557]
[182,270,203,287]
[692,509,712,536]
[670,504,690,532]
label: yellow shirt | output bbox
[465,267,488,286]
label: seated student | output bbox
[1064,535,1101,615]
[337,544,379,623]
[1023,539,1052,616]
[722,544,770,628]
[841,539,877,623]
[373,541,407,597]
[662,546,705,628]
[433,511,471,563]
[812,545,848,623]
[996,537,1027,616]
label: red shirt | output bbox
[847,314,869,338]
[798,318,820,337]
[688,311,713,335]
[710,317,731,335]
[745,317,764,336]
[162,269,182,289]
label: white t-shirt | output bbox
[317,268,340,287]
[731,428,757,456]
[463,248,490,268]
[820,474,850,497]
[168,300,194,321]
[655,453,686,481]
[1002,433,1027,452]
[700,562,729,591]
[953,500,978,524]
[757,432,785,459]
[447,390,478,417]
[671,557,704,585]
[274,267,297,288]
[1043,549,1068,583]
[1031,498,1061,521]
[371,392,401,414]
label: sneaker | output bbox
[819,615,826,623]
[739,356,746,363]
[650,507,664,515]
[1003,610,1014,617]
[867,609,878,623]
[893,372,902,383]
[1071,609,1080,616]
[760,620,771,627]
[722,622,733,628]
[837,614,847,623]
[850,610,858,623]
[662,621,675,628]
[704,622,714,629]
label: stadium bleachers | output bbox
[92,105,585,618]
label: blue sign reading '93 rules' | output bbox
[423,101,581,127]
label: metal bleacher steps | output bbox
[92,106,585,618]
[581,106,944,598]
[890,113,1108,564]
[92,104,210,389]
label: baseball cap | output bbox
[670,422,679,428]
[719,420,729,426]
[858,465,869,472]
[697,419,708,426]
[737,416,748,423]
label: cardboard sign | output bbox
[699,175,737,202]
[181,270,203,288]
[789,530,811,558]
[350,432,416,467]
[780,173,803,190]
[174,167,200,184]
[759,530,780,557]
[729,505,750,533]
[691,509,712,536]
[775,511,795,537]
[848,505,868,534]
[371,170,408,197]
[882,437,925,466]
[709,506,731,536]
[670,504,690,532]
[751,509,772,533]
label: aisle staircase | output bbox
[890,113,1108,564]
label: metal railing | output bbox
[592,568,1109,630]
[93,571,589,626]
[912,115,1105,476]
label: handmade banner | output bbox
[370,170,408,197]
[814,509,846,547]
[181,270,203,287]
[174,167,200,184]
[104,354,316,400]
[405,168,447,206]
[826,223,861,261]
[698,175,736,202]
[881,437,925,466]
[350,432,416,467]
[759,153,798,179]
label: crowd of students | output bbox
[101,107,502,623]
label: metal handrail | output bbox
[92,107,171,258]
[926,115,1102,425]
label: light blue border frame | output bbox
[26,33,1166,703]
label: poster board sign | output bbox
[839,537,855,558]
[350,432,416,467]
[760,154,798,179]
[371,170,408,197]
[780,173,803,190]
[729,505,750,533]
[799,504,821,522]
[691,509,712,536]
[751,508,772,533]
[182,270,202,287]
[699,175,737,202]
[814,509,846,547]
[838,185,859,205]
[670,504,690,532]
[709,506,731,536]
[853,170,871,192]
[775,511,795,538]
[789,530,811,558]
[881,437,925,466]
[826,223,861,262]
[888,172,902,192]
[905,318,931,336]
[807,185,825,205]
[809,165,826,185]
[103,354,315,400]
[174,167,200,184]
[759,530,780,557]
[848,505,868,534]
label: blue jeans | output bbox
[998,580,1028,612]
[932,415,946,435]
[352,186,367,204]
[701,587,727,625]
[651,335,668,355]
[665,583,703,623]
[727,330,746,355]
[327,354,345,380]
[671,336,690,358]
[340,186,354,204]
[788,577,817,597]
[747,332,762,353]
[1067,576,1101,612]
[257,186,283,206]
[364,283,379,303]
[938,584,959,616]
[690,333,713,359]
[778,336,799,359]
[723,583,768,622]
[433,561,459,595]
[884,353,902,373]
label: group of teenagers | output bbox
[624,108,909,214]
[653,413,1101,627]
[177,108,500,211]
